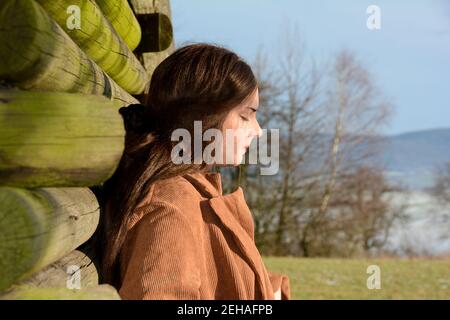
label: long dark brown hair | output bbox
[99,43,258,287]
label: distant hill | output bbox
[256,127,450,190]
[380,128,450,190]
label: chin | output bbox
[234,152,246,166]
[220,151,246,166]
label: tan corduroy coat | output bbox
[118,171,290,300]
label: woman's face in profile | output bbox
[219,87,262,166]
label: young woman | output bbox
[100,43,290,300]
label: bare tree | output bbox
[431,162,450,205]
[221,26,394,258]
[222,26,325,255]
[290,48,392,256]
[234,46,286,252]
[329,167,407,256]
[428,162,450,239]
[268,26,328,255]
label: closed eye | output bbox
[240,115,250,121]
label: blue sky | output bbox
[171,0,450,135]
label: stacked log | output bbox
[0,0,175,300]
[96,0,142,51]
[36,0,148,94]
[0,0,139,108]
[1,285,121,300]
[129,0,175,95]
[0,186,99,291]
[0,90,125,187]
[14,250,100,289]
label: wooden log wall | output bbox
[0,0,175,299]
[130,0,175,97]
[96,0,142,52]
[0,0,140,108]
[36,0,148,95]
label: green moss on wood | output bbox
[0,89,125,187]
[134,13,173,53]
[0,187,99,292]
[1,284,120,300]
[0,0,138,108]
[36,0,148,94]
[129,0,175,81]
[96,0,142,51]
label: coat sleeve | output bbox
[118,202,202,300]
[267,270,291,300]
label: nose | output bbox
[255,121,263,138]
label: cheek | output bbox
[234,130,247,147]
[226,122,247,149]
[222,115,240,143]
[220,129,237,160]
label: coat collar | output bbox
[182,171,223,198]
[182,171,275,299]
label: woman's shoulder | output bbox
[136,170,222,209]
[128,174,203,230]
[137,175,202,209]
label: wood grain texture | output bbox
[0,0,138,108]
[129,0,175,95]
[0,89,125,187]
[1,284,120,300]
[36,0,148,94]
[9,249,99,289]
[134,12,173,53]
[0,187,100,292]
[96,0,142,51]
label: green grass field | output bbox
[262,257,450,299]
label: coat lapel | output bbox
[208,187,274,300]
[183,171,275,299]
